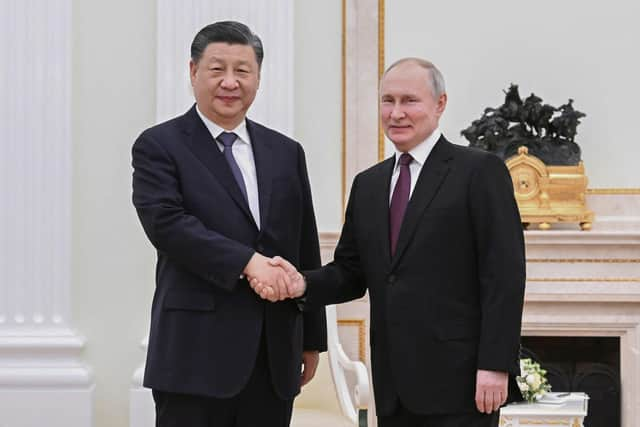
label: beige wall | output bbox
[71,1,156,427]
[294,0,343,231]
[385,0,640,187]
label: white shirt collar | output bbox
[195,105,251,145]
[393,128,442,168]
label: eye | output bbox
[209,67,223,72]
[237,68,250,74]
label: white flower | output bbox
[517,358,552,403]
[526,373,541,389]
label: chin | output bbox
[390,138,413,148]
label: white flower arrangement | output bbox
[516,358,552,403]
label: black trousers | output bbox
[152,333,294,427]
[378,403,500,427]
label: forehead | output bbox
[380,63,432,96]
[201,42,257,64]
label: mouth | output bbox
[216,96,240,103]
[389,125,412,131]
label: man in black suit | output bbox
[253,58,525,427]
[132,21,326,427]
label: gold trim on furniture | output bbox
[586,188,640,195]
[500,416,576,426]
[337,318,367,362]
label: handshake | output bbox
[244,253,307,302]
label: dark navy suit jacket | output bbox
[132,105,326,399]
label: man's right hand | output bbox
[249,256,306,300]
[243,253,292,302]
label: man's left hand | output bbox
[475,369,508,414]
[300,351,320,386]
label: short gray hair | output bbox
[383,57,446,98]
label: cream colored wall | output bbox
[72,1,156,427]
[385,0,640,187]
[294,0,343,231]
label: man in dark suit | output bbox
[253,58,525,427]
[132,21,326,427]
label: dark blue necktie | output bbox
[217,132,248,203]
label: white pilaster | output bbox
[0,1,93,425]
[344,0,381,207]
[131,3,295,425]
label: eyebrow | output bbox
[207,57,252,66]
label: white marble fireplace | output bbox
[521,193,640,427]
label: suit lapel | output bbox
[390,137,453,270]
[246,119,273,230]
[181,106,256,227]
[373,157,396,265]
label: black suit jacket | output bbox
[132,105,326,400]
[304,137,525,415]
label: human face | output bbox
[380,62,447,152]
[190,42,260,129]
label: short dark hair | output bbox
[190,21,264,68]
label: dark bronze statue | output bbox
[461,84,586,165]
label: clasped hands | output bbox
[244,254,305,302]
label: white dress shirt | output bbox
[196,106,261,229]
[389,128,442,204]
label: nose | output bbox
[220,71,239,90]
[390,103,405,120]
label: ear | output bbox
[189,60,197,86]
[436,93,448,115]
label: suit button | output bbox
[388,275,396,285]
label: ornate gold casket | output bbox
[506,146,594,230]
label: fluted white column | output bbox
[131,2,295,425]
[0,1,93,425]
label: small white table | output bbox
[499,393,589,427]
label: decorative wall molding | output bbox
[155,0,294,136]
[337,319,367,362]
[0,0,93,425]
[342,0,382,208]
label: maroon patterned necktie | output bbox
[389,153,413,256]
